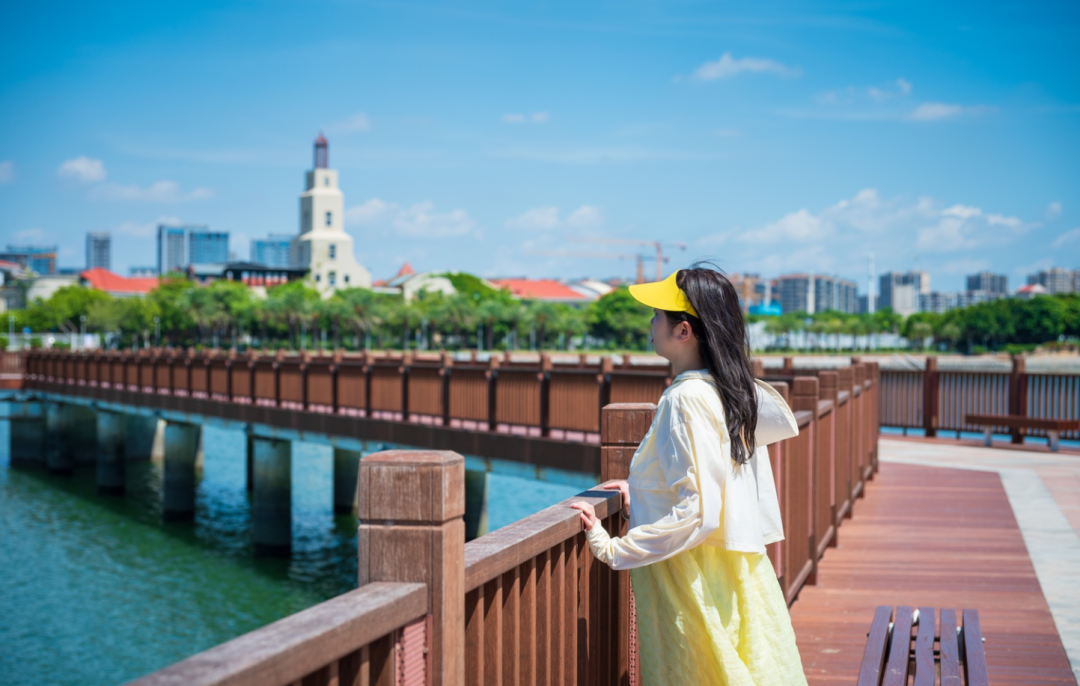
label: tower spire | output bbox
[314,132,328,169]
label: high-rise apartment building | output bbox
[774,273,859,315]
[813,275,858,314]
[189,229,229,265]
[0,245,58,275]
[86,232,111,270]
[966,271,1007,297]
[251,234,294,268]
[157,224,189,275]
[1026,267,1078,294]
[879,270,929,316]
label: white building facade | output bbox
[291,134,372,296]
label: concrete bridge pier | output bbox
[71,405,97,467]
[163,421,199,522]
[463,468,490,540]
[96,410,127,496]
[252,437,291,557]
[333,447,363,516]
[245,426,255,493]
[125,414,160,462]
[9,400,46,468]
[45,402,75,475]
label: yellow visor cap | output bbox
[628,270,699,317]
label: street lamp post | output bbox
[154,316,160,347]
[80,314,86,351]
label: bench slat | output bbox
[964,413,1080,431]
[912,607,936,686]
[963,609,990,686]
[939,608,962,686]
[881,605,914,686]
[856,606,894,686]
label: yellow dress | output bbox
[585,370,808,685]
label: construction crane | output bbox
[568,238,687,282]
[525,250,667,284]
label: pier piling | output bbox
[332,447,362,516]
[45,402,74,475]
[9,400,45,468]
[253,436,292,556]
[163,421,199,522]
[96,410,126,496]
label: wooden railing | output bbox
[0,350,23,389]
[121,364,879,686]
[878,355,1080,442]
[24,349,670,440]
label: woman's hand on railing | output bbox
[570,501,598,531]
[601,480,630,519]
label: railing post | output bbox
[782,356,795,376]
[923,357,938,438]
[539,353,552,437]
[598,356,613,429]
[440,351,452,427]
[330,349,342,415]
[601,402,656,686]
[818,371,839,547]
[766,382,789,597]
[792,377,819,586]
[486,356,499,432]
[1009,355,1027,444]
[401,352,411,422]
[274,349,284,407]
[357,450,465,686]
[300,351,310,411]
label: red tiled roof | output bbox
[487,278,587,301]
[80,268,158,294]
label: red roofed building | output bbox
[80,268,159,297]
[487,278,589,304]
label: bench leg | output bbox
[983,427,993,447]
[1048,431,1060,452]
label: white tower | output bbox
[291,134,372,296]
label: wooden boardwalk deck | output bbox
[789,461,1077,685]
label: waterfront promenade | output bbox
[792,437,1080,685]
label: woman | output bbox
[570,266,807,685]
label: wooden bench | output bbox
[858,605,988,686]
[965,414,1080,452]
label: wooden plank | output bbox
[881,605,913,686]
[483,576,504,686]
[962,610,990,686]
[912,607,935,686]
[939,608,961,686]
[501,568,520,686]
[856,606,893,686]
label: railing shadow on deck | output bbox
[118,361,880,686]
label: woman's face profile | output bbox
[651,310,690,361]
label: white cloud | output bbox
[868,77,912,102]
[908,102,994,121]
[345,198,395,225]
[57,156,107,183]
[89,180,214,202]
[346,198,477,238]
[1046,201,1063,220]
[325,112,371,135]
[707,189,1034,277]
[567,205,603,228]
[1051,227,1080,248]
[504,205,603,231]
[0,160,14,184]
[506,206,560,230]
[690,52,799,81]
[502,112,549,124]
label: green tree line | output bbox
[3,275,1078,354]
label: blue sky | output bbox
[1,0,1077,292]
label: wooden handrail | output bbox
[125,582,428,686]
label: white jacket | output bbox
[586,370,799,570]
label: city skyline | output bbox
[0,1,1077,289]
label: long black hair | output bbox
[664,264,758,465]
